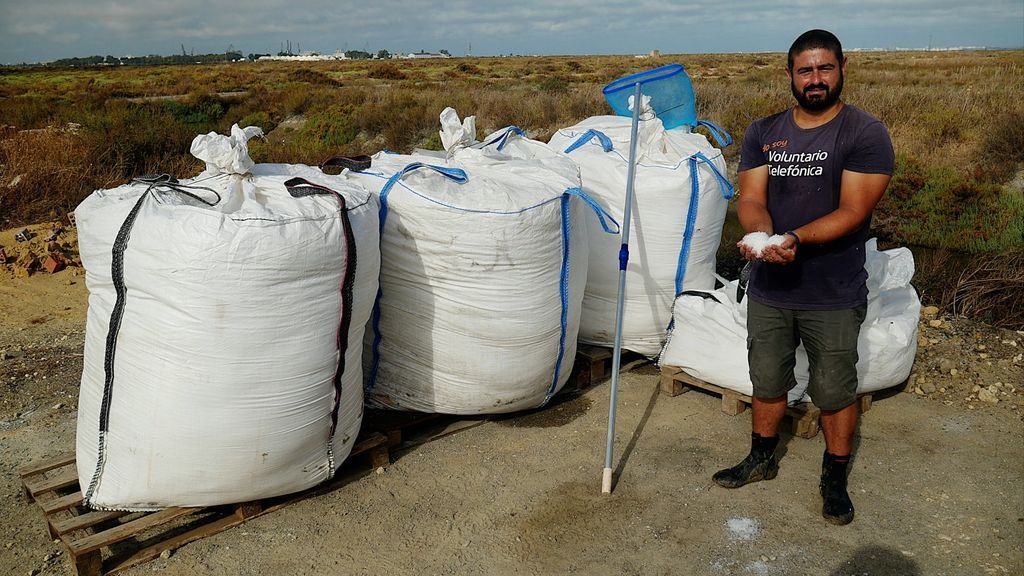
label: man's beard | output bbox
[791,72,844,111]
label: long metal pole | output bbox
[602,81,643,494]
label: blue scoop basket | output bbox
[602,64,696,130]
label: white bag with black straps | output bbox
[659,239,919,403]
[75,126,379,510]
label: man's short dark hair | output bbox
[788,29,844,70]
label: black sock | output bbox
[751,432,779,457]
[823,452,850,477]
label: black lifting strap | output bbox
[86,173,222,503]
[319,155,372,174]
[98,175,221,433]
[284,177,357,440]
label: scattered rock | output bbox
[939,359,956,373]
[929,319,943,328]
[922,305,940,317]
[978,389,999,403]
[921,381,937,394]
[160,548,173,560]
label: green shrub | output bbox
[287,68,343,87]
[162,94,226,127]
[879,163,1024,253]
[974,108,1024,183]
[368,63,406,80]
[455,63,482,76]
[297,106,358,149]
[238,110,276,133]
[538,77,569,92]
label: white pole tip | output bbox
[601,467,613,493]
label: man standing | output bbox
[712,29,894,525]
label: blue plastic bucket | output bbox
[602,64,696,130]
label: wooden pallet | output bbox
[569,344,647,389]
[18,409,448,576]
[659,365,873,439]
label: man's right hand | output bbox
[737,240,761,261]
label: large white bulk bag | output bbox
[549,116,734,357]
[350,110,616,414]
[75,125,379,510]
[659,239,920,404]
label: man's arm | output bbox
[764,170,891,263]
[736,165,772,261]
[794,170,891,244]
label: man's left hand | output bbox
[761,235,797,264]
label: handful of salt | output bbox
[740,231,787,258]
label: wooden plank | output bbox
[104,513,244,576]
[576,344,613,362]
[787,403,822,439]
[858,393,873,414]
[52,509,129,535]
[353,432,389,453]
[721,391,747,415]
[660,364,828,438]
[233,502,262,520]
[20,415,463,575]
[40,491,84,514]
[23,466,79,497]
[73,550,102,576]
[19,452,76,478]
[67,507,200,556]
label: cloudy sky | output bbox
[1,0,1021,63]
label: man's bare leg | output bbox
[752,395,787,437]
[820,402,858,455]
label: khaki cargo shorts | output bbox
[746,299,867,411]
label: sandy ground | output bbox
[1,228,1022,576]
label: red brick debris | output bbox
[43,254,65,274]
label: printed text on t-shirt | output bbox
[766,149,829,177]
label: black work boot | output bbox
[712,433,780,488]
[820,451,855,525]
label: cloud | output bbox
[0,0,1020,62]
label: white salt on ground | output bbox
[740,232,786,257]
[726,517,761,541]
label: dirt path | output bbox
[1,229,1022,576]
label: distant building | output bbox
[403,51,450,59]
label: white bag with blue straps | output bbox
[549,116,734,356]
[350,109,617,414]
[75,126,379,510]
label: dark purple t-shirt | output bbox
[738,104,894,310]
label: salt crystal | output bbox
[740,232,786,258]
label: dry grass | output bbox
[0,52,1021,272]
